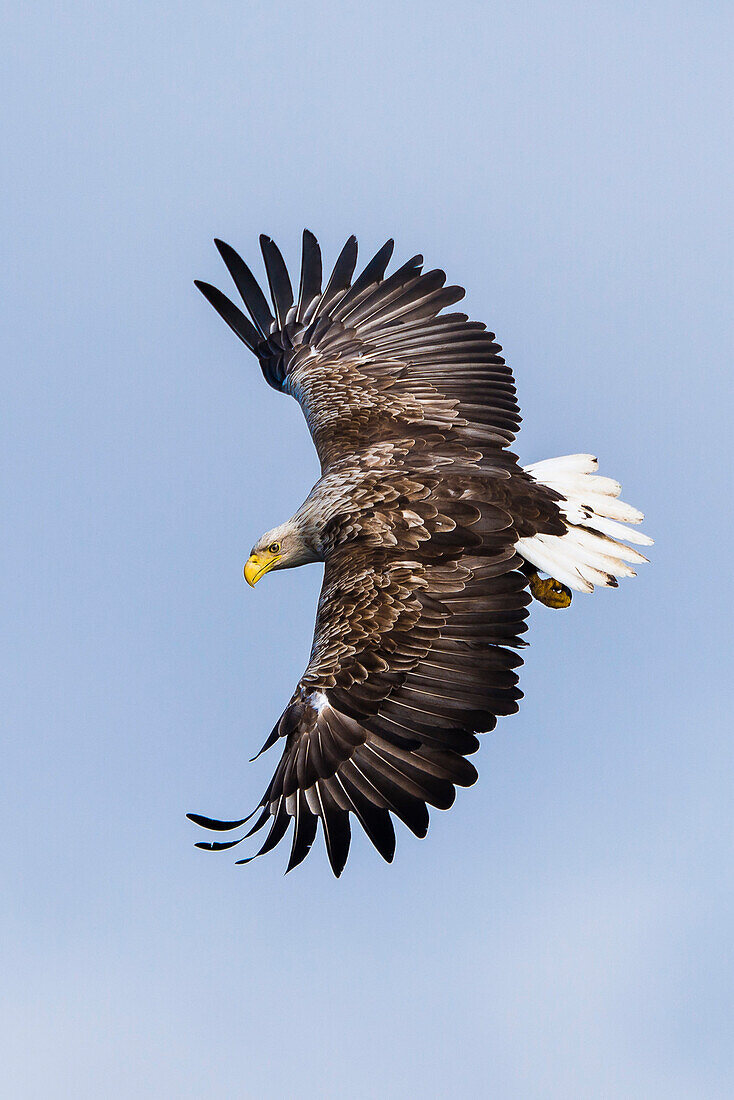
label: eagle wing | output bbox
[191,534,528,876]
[194,231,521,475]
[191,232,558,874]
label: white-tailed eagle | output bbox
[189,232,651,875]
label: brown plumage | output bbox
[190,231,651,875]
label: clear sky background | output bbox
[3,2,732,1097]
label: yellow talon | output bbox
[528,571,572,609]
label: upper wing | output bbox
[189,484,530,876]
[195,231,521,474]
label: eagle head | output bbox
[244,520,319,585]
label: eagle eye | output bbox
[268,541,281,554]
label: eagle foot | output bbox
[527,571,572,609]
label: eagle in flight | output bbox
[190,232,651,876]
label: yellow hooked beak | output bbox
[244,551,281,587]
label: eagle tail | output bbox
[516,454,653,593]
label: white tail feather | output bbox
[518,454,652,593]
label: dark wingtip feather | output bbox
[243,804,272,838]
[250,723,280,762]
[234,800,291,864]
[297,229,323,321]
[259,235,294,328]
[194,837,246,852]
[331,239,396,320]
[186,812,253,832]
[285,794,319,873]
[194,280,261,353]
[395,797,430,839]
[321,235,359,309]
[321,807,351,877]
[356,801,396,863]
[363,239,394,284]
[213,238,273,336]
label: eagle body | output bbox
[191,232,651,875]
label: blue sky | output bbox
[3,2,732,1096]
